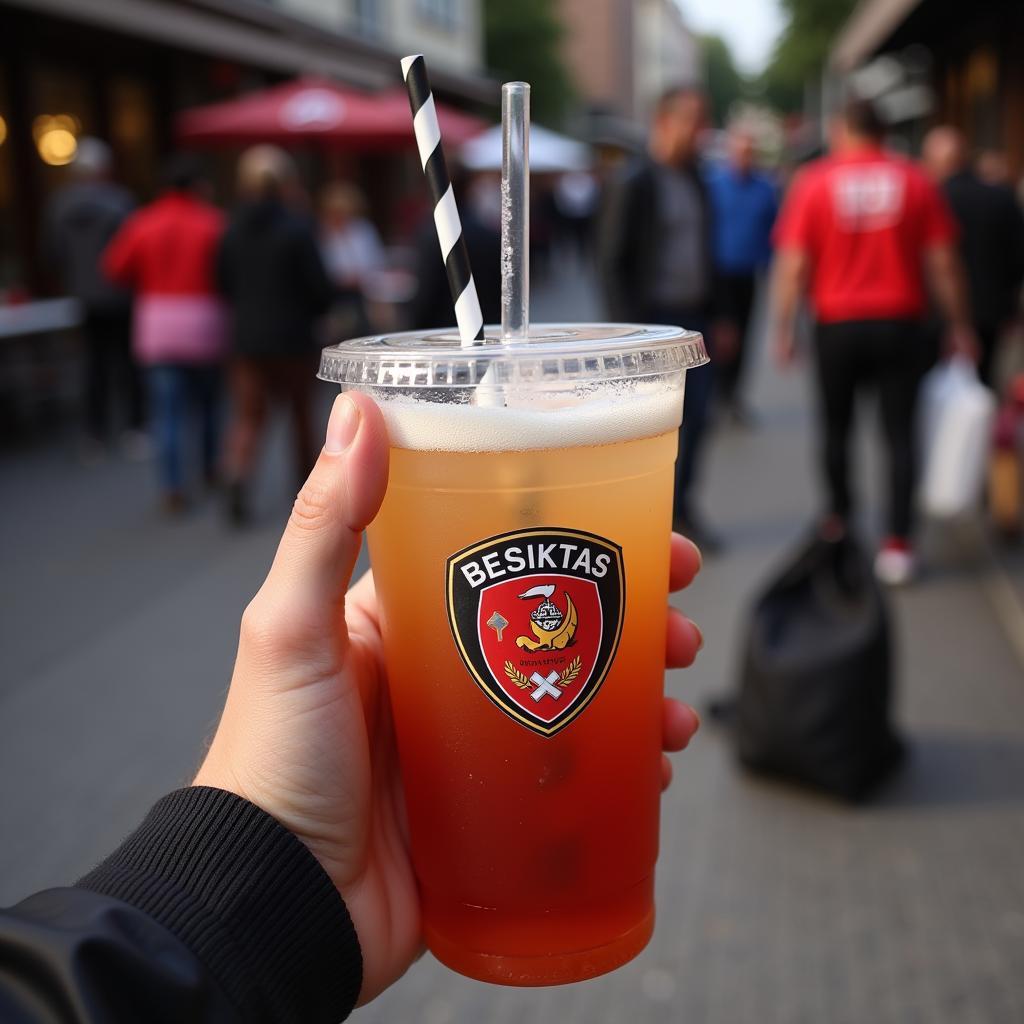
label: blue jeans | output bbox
[645,307,715,520]
[147,365,223,494]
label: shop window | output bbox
[108,77,157,199]
[29,65,94,201]
[355,0,382,36]
[417,0,460,31]
[964,46,1000,150]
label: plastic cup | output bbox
[319,323,708,986]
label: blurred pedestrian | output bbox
[922,127,1024,388]
[218,145,333,526]
[599,85,721,551]
[409,169,501,329]
[772,97,976,585]
[975,149,1011,190]
[320,181,386,335]
[706,124,778,425]
[103,154,227,515]
[43,137,143,461]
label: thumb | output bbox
[258,391,390,640]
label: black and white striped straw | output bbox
[401,54,484,346]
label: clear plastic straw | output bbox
[501,82,530,342]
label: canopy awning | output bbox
[460,124,592,173]
[830,0,925,72]
[176,78,486,150]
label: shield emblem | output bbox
[446,528,625,737]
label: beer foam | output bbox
[375,385,684,452]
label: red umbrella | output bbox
[176,77,486,149]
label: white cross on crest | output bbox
[529,670,561,702]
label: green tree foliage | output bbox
[759,0,859,112]
[700,34,747,126]
[483,0,574,125]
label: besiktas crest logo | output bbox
[446,528,625,737]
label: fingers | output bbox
[345,570,382,645]
[257,392,389,636]
[666,607,702,668]
[662,697,700,752]
[661,699,700,791]
[345,570,377,622]
[669,533,702,592]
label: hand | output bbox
[194,393,704,1005]
[773,325,798,367]
[944,322,980,362]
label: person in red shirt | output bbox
[104,155,227,514]
[771,97,976,584]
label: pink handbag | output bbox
[133,296,229,366]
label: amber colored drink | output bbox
[368,424,677,985]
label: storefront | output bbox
[0,0,493,295]
[831,0,1024,180]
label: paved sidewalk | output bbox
[355,283,1024,1024]
[1,267,1023,1022]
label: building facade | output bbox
[557,0,699,122]
[632,0,700,120]
[0,0,491,293]
[270,0,484,76]
[557,0,634,119]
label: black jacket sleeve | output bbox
[695,166,728,323]
[408,218,454,330]
[216,229,236,302]
[0,787,362,1024]
[597,161,671,323]
[1001,189,1024,310]
[597,164,649,322]
[292,222,334,319]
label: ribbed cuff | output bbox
[78,786,362,1024]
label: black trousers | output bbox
[645,306,714,520]
[814,319,934,539]
[717,272,757,406]
[82,309,145,439]
[976,324,999,389]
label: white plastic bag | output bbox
[919,356,996,518]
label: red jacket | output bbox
[103,191,228,365]
[774,146,956,323]
[104,191,224,296]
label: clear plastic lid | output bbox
[318,323,708,389]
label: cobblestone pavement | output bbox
[2,265,1023,1023]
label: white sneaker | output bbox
[874,542,916,586]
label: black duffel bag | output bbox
[735,531,904,801]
